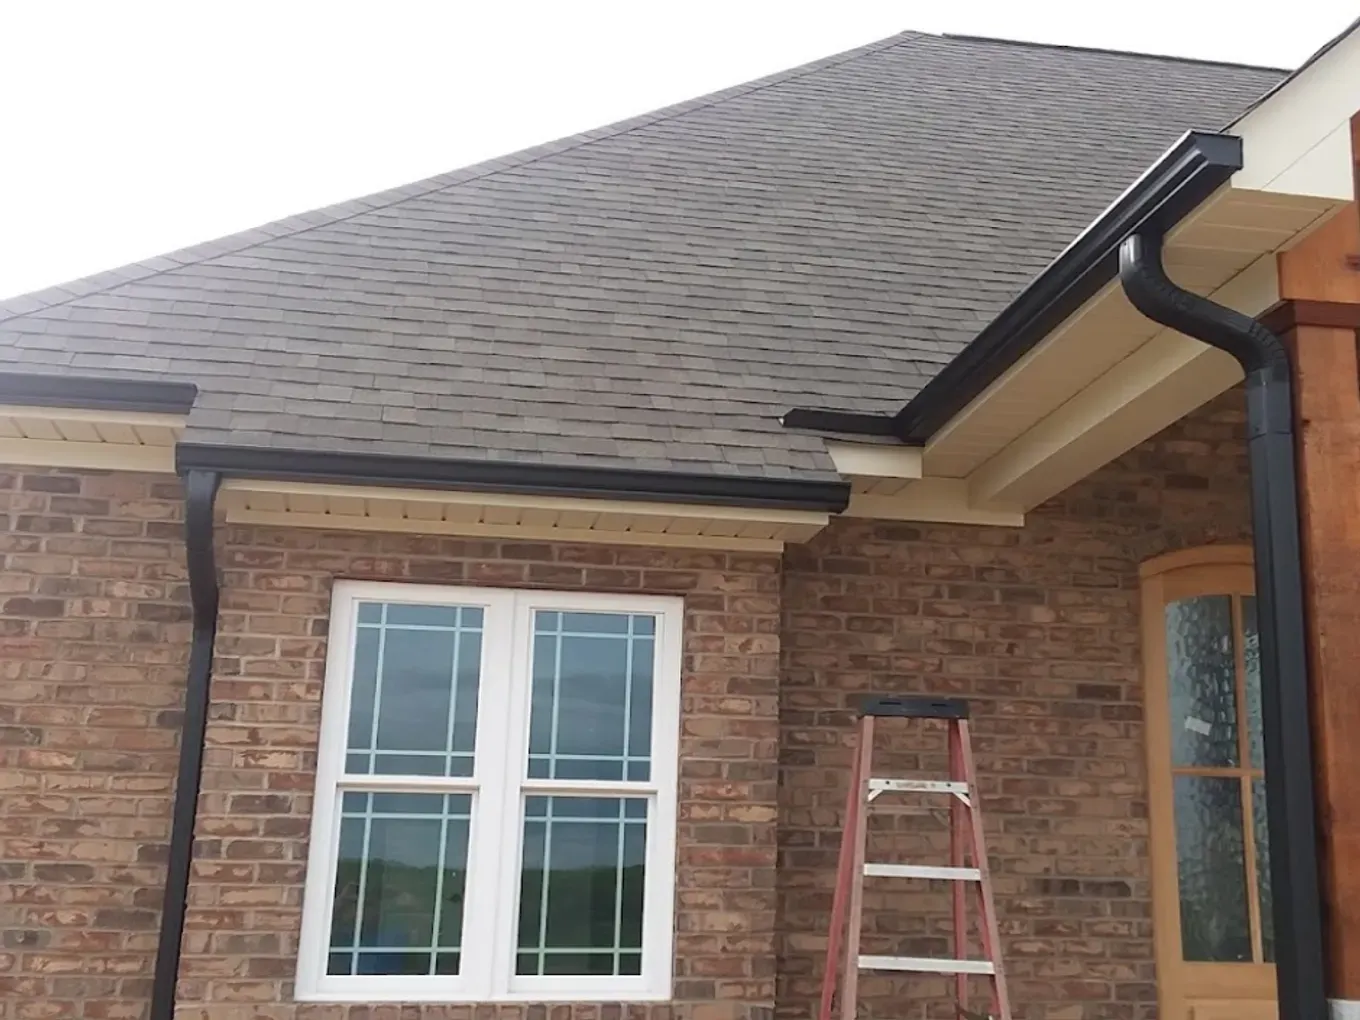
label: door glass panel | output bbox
[1252,777,1274,963]
[1174,775,1251,961]
[1165,595,1238,767]
[1242,595,1263,770]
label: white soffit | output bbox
[0,405,182,472]
[219,479,830,553]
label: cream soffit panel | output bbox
[0,405,183,472]
[220,479,830,553]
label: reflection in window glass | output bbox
[528,611,656,781]
[1174,775,1251,961]
[1166,596,1238,768]
[516,796,647,977]
[328,792,471,976]
[346,603,483,778]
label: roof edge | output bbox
[0,371,197,415]
[893,130,1243,442]
[941,33,1289,73]
[176,443,852,514]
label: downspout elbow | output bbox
[1118,232,1291,437]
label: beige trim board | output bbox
[0,405,186,429]
[826,441,923,480]
[224,507,792,552]
[1232,23,1360,201]
[221,478,828,529]
[845,478,1024,528]
[220,478,832,552]
[0,437,176,473]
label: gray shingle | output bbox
[0,33,1282,482]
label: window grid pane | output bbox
[528,611,655,782]
[347,602,483,779]
[516,796,648,977]
[327,791,472,977]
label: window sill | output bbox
[294,990,674,1004]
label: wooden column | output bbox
[1272,201,1360,1005]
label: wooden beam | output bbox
[1277,201,1360,303]
[1260,299,1360,333]
[1287,319,1360,1003]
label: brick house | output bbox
[3,23,1360,1020]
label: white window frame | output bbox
[296,581,682,1003]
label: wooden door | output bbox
[1141,547,1276,1020]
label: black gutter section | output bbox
[0,372,197,414]
[150,470,221,1020]
[1119,233,1326,1020]
[779,407,900,437]
[175,443,851,513]
[781,131,1244,443]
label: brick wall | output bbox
[777,392,1253,1020]
[0,468,189,1020]
[175,529,782,1020]
[0,390,1252,1020]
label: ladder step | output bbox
[864,863,982,881]
[869,778,968,795]
[859,954,996,975]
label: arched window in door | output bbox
[1142,547,1274,1019]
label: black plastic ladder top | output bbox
[859,695,969,720]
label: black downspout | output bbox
[150,469,222,1020]
[1119,233,1327,1020]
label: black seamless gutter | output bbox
[175,442,851,513]
[150,470,221,1020]
[1120,233,1325,1020]
[0,371,197,415]
[782,131,1245,442]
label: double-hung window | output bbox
[297,582,682,1002]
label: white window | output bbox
[296,582,682,1003]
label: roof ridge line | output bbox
[0,30,921,326]
[940,32,1289,73]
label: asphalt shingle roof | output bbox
[0,33,1283,482]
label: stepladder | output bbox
[819,696,1011,1020]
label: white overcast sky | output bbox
[0,1,1355,301]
